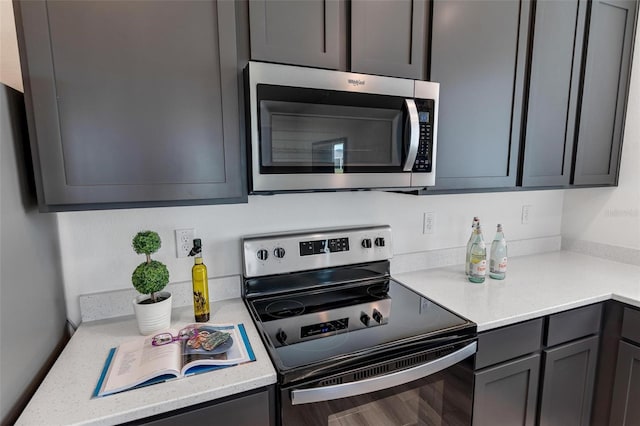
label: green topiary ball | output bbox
[132,231,161,255]
[132,260,169,295]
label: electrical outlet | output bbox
[521,205,531,225]
[175,228,195,258]
[423,211,436,234]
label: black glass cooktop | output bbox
[247,278,475,383]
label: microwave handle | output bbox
[290,341,477,405]
[403,99,420,171]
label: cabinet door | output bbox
[538,335,599,426]
[15,0,245,210]
[521,0,587,187]
[610,341,640,425]
[351,0,429,79]
[430,0,530,190]
[249,0,347,70]
[139,387,274,426]
[573,0,637,185]
[473,354,540,426]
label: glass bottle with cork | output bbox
[189,239,210,322]
[465,217,480,276]
[468,221,487,283]
[490,224,508,280]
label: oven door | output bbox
[280,340,476,426]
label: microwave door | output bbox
[403,99,420,172]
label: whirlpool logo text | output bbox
[348,79,366,87]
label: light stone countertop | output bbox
[15,298,277,426]
[394,250,640,332]
[15,251,640,425]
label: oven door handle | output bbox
[403,99,420,171]
[290,341,477,405]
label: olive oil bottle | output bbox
[189,239,210,322]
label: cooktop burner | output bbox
[263,300,306,319]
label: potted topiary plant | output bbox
[131,231,172,335]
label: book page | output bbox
[99,334,181,395]
[180,324,251,374]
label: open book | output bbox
[94,323,255,397]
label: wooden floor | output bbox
[327,385,445,426]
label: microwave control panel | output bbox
[413,99,434,173]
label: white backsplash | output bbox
[59,189,565,325]
[81,235,561,322]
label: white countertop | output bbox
[395,250,640,332]
[16,251,640,425]
[15,299,277,426]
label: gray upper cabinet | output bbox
[248,0,429,80]
[351,0,429,79]
[248,0,347,70]
[521,0,587,187]
[430,0,530,190]
[573,0,637,186]
[15,0,245,211]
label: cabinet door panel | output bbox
[430,0,529,190]
[539,336,599,426]
[473,354,540,426]
[522,0,586,187]
[140,388,273,426]
[573,0,637,185]
[249,0,346,70]
[610,341,640,425]
[15,0,244,209]
[351,0,428,79]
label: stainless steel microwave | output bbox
[245,61,439,193]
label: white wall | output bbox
[58,189,564,325]
[0,86,67,423]
[562,28,640,251]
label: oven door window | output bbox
[281,358,473,426]
[257,85,406,174]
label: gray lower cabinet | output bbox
[248,0,348,70]
[609,307,640,425]
[14,0,245,211]
[473,306,602,426]
[473,354,541,426]
[610,341,640,425]
[430,0,529,190]
[521,0,586,187]
[538,336,599,426]
[131,386,274,426]
[573,0,638,186]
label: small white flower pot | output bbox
[132,291,172,335]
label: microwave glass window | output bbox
[259,100,403,173]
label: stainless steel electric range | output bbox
[242,225,477,426]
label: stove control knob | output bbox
[274,247,286,258]
[360,313,371,326]
[276,329,287,344]
[374,237,386,247]
[256,249,269,261]
[361,238,372,249]
[372,309,383,324]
